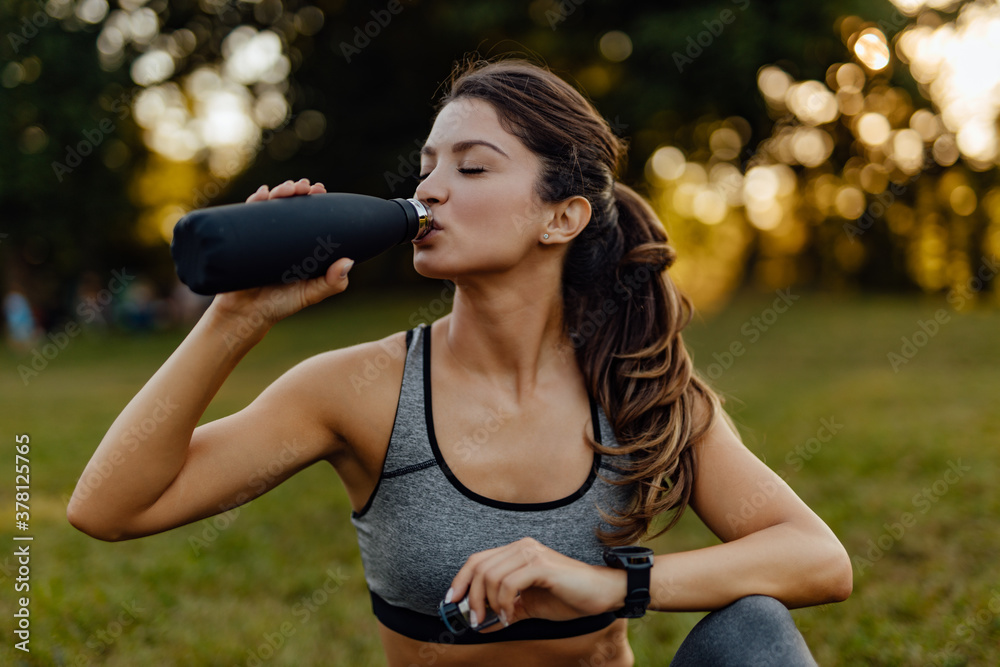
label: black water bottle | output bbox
[170,193,432,295]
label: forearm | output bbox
[646,522,853,612]
[68,301,269,534]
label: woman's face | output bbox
[412,97,555,280]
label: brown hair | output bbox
[437,57,737,546]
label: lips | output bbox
[412,224,441,245]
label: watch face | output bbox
[612,546,654,565]
[604,546,654,571]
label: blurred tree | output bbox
[2,0,996,324]
[1,0,148,327]
[641,2,1000,309]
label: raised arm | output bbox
[67,179,355,541]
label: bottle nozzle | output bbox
[407,199,433,240]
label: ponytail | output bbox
[568,182,729,546]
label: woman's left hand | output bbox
[446,537,625,632]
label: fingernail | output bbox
[256,185,266,192]
[470,610,478,628]
[500,610,508,627]
[315,182,325,189]
[444,588,453,604]
[340,260,354,278]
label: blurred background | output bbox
[3,0,999,326]
[1,1,998,665]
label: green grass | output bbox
[1,285,998,666]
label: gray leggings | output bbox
[670,595,819,666]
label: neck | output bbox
[438,267,577,403]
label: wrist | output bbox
[602,546,655,618]
[599,565,628,615]
[204,300,273,347]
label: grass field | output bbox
[1,283,998,666]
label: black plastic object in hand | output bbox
[170,193,432,295]
[438,596,502,634]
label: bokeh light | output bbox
[81,0,332,243]
[222,28,289,85]
[75,0,109,25]
[853,29,890,71]
[648,146,686,182]
[856,112,890,146]
[786,80,839,126]
[645,3,1000,308]
[893,0,1000,168]
[757,66,793,109]
[599,31,633,62]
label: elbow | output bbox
[66,497,127,543]
[818,540,854,603]
[779,527,853,606]
[832,559,854,603]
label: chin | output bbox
[413,249,517,281]
[412,256,455,281]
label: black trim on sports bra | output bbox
[370,589,617,644]
[423,321,603,512]
[350,327,416,520]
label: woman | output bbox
[68,58,852,666]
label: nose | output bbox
[414,167,446,206]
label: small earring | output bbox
[543,233,549,239]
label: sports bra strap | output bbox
[378,323,435,476]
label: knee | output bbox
[671,595,816,667]
[722,595,802,639]
[726,594,791,620]
[721,596,816,666]
[693,595,808,664]
[703,595,794,638]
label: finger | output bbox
[447,545,505,606]
[485,539,554,627]
[462,543,530,631]
[295,258,353,312]
[292,178,312,195]
[449,552,499,629]
[268,180,296,199]
[473,549,531,629]
[465,566,490,631]
[491,565,546,628]
[246,185,269,203]
[473,543,550,631]
[308,182,327,194]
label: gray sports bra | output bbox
[350,322,637,644]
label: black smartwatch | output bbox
[602,546,655,618]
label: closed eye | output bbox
[417,167,486,180]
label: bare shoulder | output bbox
[269,328,412,463]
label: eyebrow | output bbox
[420,140,510,159]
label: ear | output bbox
[542,196,592,244]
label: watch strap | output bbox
[603,547,654,618]
[617,561,652,618]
